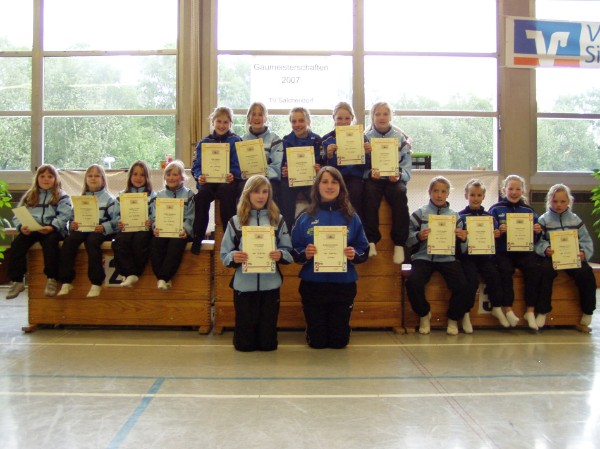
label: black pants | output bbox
[405,259,469,321]
[299,280,356,349]
[112,230,153,277]
[278,178,311,232]
[538,258,597,315]
[59,231,110,285]
[8,232,62,282]
[460,256,503,309]
[150,237,188,281]
[343,176,365,222]
[193,180,243,242]
[495,252,541,308]
[233,288,280,352]
[362,178,408,246]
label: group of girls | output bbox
[406,174,596,336]
[5,101,596,351]
[6,159,194,300]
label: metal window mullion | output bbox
[31,0,44,171]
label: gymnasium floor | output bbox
[1,289,598,449]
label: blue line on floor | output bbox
[106,377,164,449]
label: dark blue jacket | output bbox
[322,129,370,179]
[192,130,243,187]
[489,198,539,252]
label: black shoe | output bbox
[191,242,201,255]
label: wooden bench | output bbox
[23,240,214,334]
[212,200,403,334]
[401,263,600,333]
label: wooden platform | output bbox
[212,200,403,334]
[23,240,214,334]
[401,263,600,333]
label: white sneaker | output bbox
[462,312,473,334]
[580,314,592,326]
[535,313,547,329]
[157,279,168,290]
[44,278,58,297]
[419,312,431,334]
[368,242,377,257]
[524,311,539,331]
[57,283,73,296]
[491,307,510,328]
[447,319,459,336]
[86,285,102,298]
[6,281,25,300]
[393,246,405,264]
[120,275,139,288]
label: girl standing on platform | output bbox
[405,176,469,335]
[112,160,156,288]
[5,165,72,300]
[242,102,284,198]
[536,184,596,329]
[363,101,412,264]
[57,164,117,298]
[291,166,369,349]
[279,107,324,231]
[150,160,195,290]
[457,179,506,330]
[191,106,243,255]
[322,101,370,220]
[220,175,292,352]
[489,175,543,330]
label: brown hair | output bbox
[307,166,354,222]
[125,160,153,194]
[236,175,280,226]
[21,164,62,207]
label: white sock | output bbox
[524,311,538,330]
[121,275,139,288]
[505,310,520,327]
[86,285,102,298]
[419,313,431,334]
[157,280,167,290]
[368,242,377,257]
[580,314,592,326]
[447,319,459,336]
[57,283,73,296]
[462,312,473,334]
[535,313,547,329]
[393,246,405,264]
[492,307,510,328]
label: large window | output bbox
[0,0,177,171]
[536,0,600,172]
[217,0,498,170]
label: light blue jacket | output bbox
[77,188,117,235]
[150,185,195,239]
[364,125,412,183]
[220,209,292,292]
[407,200,464,263]
[13,188,72,238]
[536,208,594,261]
[242,127,284,181]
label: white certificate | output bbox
[314,226,347,273]
[549,229,581,270]
[466,216,495,255]
[201,143,230,183]
[12,206,43,231]
[155,197,184,238]
[235,139,268,179]
[72,196,99,232]
[286,146,316,187]
[370,137,399,177]
[427,214,456,255]
[119,192,148,232]
[506,213,534,251]
[336,124,365,165]
[242,226,276,273]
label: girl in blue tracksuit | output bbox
[405,176,469,335]
[191,106,243,254]
[279,107,324,231]
[57,164,117,298]
[489,174,543,330]
[242,102,284,198]
[363,101,413,265]
[322,101,370,222]
[291,166,369,349]
[112,160,157,288]
[6,164,72,300]
[220,175,292,352]
[150,160,195,290]
[536,184,596,329]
